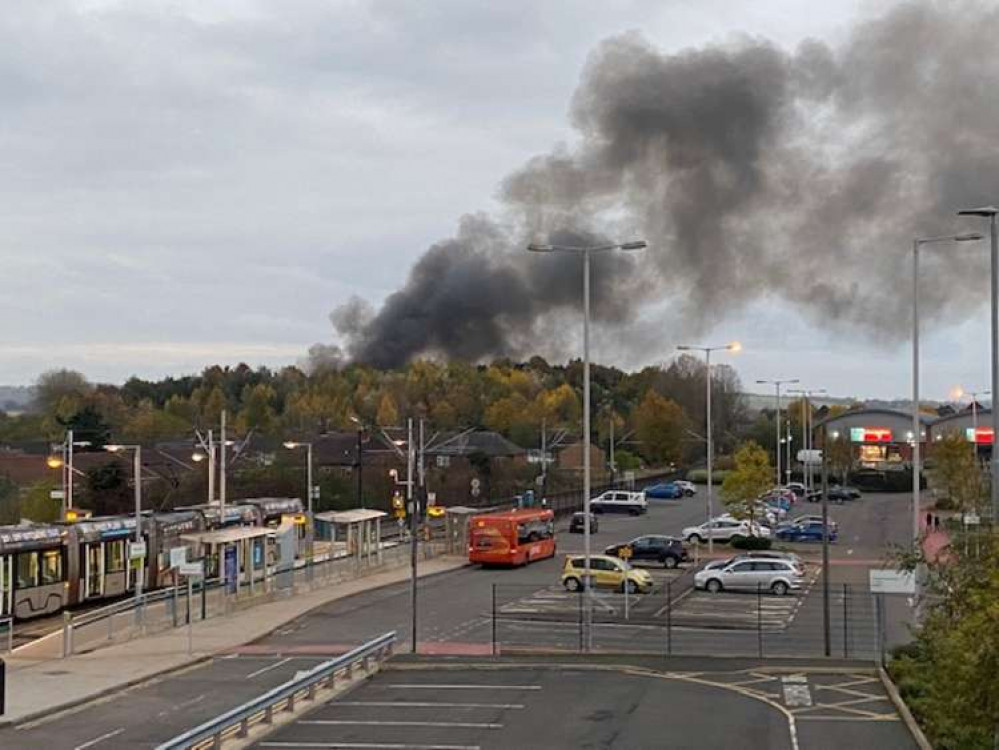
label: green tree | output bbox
[928,433,986,513]
[58,404,112,448]
[83,462,132,516]
[18,480,61,523]
[826,435,853,484]
[238,383,278,433]
[633,390,687,466]
[34,369,91,415]
[721,441,772,531]
[121,401,190,443]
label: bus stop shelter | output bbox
[181,526,273,595]
[443,506,486,556]
[314,509,386,567]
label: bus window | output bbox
[40,549,63,585]
[16,551,39,588]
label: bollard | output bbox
[62,611,73,658]
[108,611,114,642]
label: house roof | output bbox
[428,431,526,458]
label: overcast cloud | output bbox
[0,0,990,401]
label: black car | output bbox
[604,535,687,569]
[808,486,858,503]
[569,512,599,534]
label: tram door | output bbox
[0,554,11,617]
[84,542,105,598]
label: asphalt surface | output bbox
[251,660,918,750]
[0,487,920,749]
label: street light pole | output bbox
[282,441,316,566]
[756,379,799,486]
[788,389,827,493]
[105,444,144,611]
[959,205,999,524]
[911,232,984,546]
[529,239,646,652]
[677,342,741,555]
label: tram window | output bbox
[16,551,39,588]
[105,541,126,573]
[40,549,63,585]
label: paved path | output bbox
[0,555,468,729]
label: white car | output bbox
[674,480,697,496]
[590,490,648,516]
[695,558,803,596]
[681,517,771,544]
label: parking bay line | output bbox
[336,701,524,709]
[385,684,541,690]
[301,720,503,729]
[73,728,125,750]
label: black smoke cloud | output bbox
[325,1,999,368]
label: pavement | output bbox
[251,657,919,750]
[0,553,469,731]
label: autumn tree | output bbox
[633,390,688,466]
[928,433,986,513]
[721,441,773,531]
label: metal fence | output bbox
[490,578,882,662]
[156,631,396,750]
[61,540,442,658]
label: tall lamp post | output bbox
[528,238,647,651]
[958,204,999,524]
[756,379,799,486]
[283,441,316,566]
[677,341,741,554]
[105,444,144,610]
[911,232,983,546]
[349,416,366,508]
[47,431,90,518]
[788,389,827,493]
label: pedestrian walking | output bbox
[926,511,933,530]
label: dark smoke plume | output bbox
[324,1,999,368]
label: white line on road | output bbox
[260,743,481,749]
[336,701,524,709]
[156,692,206,717]
[301,720,502,729]
[246,656,292,679]
[73,728,125,750]
[385,684,541,690]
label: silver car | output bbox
[704,551,804,571]
[694,559,803,596]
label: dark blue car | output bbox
[644,482,684,500]
[776,521,837,543]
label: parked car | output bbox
[604,535,688,569]
[681,517,771,544]
[776,521,838,543]
[590,490,648,515]
[644,482,684,500]
[569,512,599,534]
[694,558,803,595]
[808,486,856,503]
[705,550,804,571]
[561,554,654,594]
[674,480,697,496]
[785,482,807,498]
[778,514,838,534]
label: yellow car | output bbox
[561,554,654,594]
[426,505,446,519]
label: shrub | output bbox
[731,535,772,550]
[685,468,729,485]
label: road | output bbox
[0,487,918,749]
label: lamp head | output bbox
[46,456,63,469]
[958,206,999,217]
[619,240,647,251]
[527,243,554,253]
[727,341,742,353]
[955,232,984,242]
[283,441,298,450]
[191,452,206,463]
[105,444,124,453]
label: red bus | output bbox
[468,508,556,566]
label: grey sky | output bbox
[0,1,990,402]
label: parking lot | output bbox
[250,659,918,750]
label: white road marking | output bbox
[336,701,524,709]
[781,676,813,707]
[73,728,125,750]
[246,656,292,679]
[301,720,502,729]
[156,692,206,717]
[386,684,541,690]
[260,743,480,749]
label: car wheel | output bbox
[623,580,639,594]
[663,556,678,569]
[730,534,745,544]
[771,581,789,596]
[687,534,704,544]
[706,579,723,594]
[629,509,640,516]
[684,490,694,497]
[564,577,582,592]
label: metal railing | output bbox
[156,631,396,750]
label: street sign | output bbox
[169,547,188,569]
[427,492,437,504]
[178,561,203,578]
[129,541,147,560]
[470,478,481,498]
[963,512,981,526]
[49,490,65,500]
[310,485,321,500]
[869,568,916,594]
[797,449,822,465]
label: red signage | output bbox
[850,427,893,443]
[968,427,994,445]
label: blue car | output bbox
[776,521,837,543]
[644,482,684,500]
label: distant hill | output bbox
[0,386,35,413]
